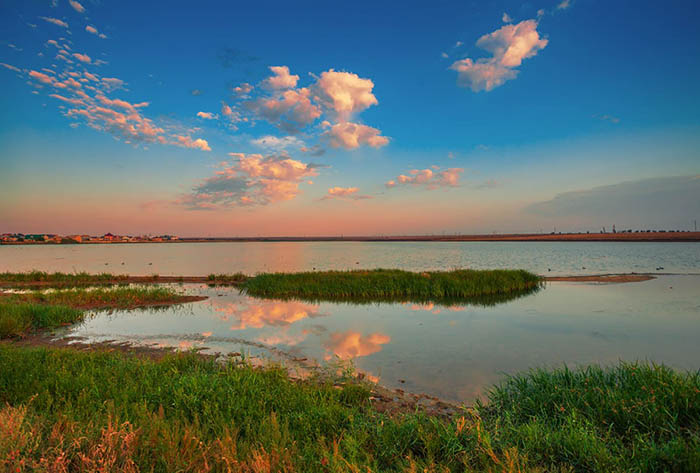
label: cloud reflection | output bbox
[323,331,390,359]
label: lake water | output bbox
[58,275,700,403]
[2,241,700,276]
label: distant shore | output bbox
[2,230,700,244]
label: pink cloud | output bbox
[49,93,84,106]
[180,153,318,209]
[29,70,54,84]
[386,167,464,189]
[249,87,322,133]
[1,63,21,73]
[324,121,389,150]
[450,19,547,92]
[85,25,98,35]
[69,0,85,13]
[197,111,217,119]
[324,331,390,359]
[40,17,68,28]
[175,136,211,151]
[261,66,299,90]
[322,186,373,201]
[72,52,91,63]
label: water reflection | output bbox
[61,276,700,403]
[323,331,391,360]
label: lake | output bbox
[54,275,700,402]
[2,241,700,276]
[4,241,699,402]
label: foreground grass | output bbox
[0,287,197,338]
[0,347,697,472]
[242,269,542,303]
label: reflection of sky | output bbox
[64,276,700,402]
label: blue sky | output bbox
[0,0,698,236]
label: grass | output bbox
[241,269,543,303]
[0,270,127,287]
[0,287,198,338]
[0,347,697,472]
[206,272,248,284]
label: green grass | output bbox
[206,272,248,284]
[0,287,196,338]
[0,304,83,338]
[0,270,127,287]
[0,347,697,472]
[241,269,543,303]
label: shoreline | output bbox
[3,230,700,244]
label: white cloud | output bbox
[261,66,299,90]
[324,122,389,150]
[311,69,378,121]
[502,12,512,23]
[450,19,547,92]
[251,135,304,152]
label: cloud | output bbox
[85,25,99,35]
[233,83,253,95]
[180,153,318,209]
[175,135,211,151]
[248,87,321,133]
[190,89,203,96]
[251,135,304,152]
[29,69,55,84]
[0,63,21,73]
[557,0,572,10]
[311,69,378,121]
[101,77,125,91]
[69,0,85,13]
[525,175,700,228]
[40,17,68,28]
[72,52,91,63]
[321,186,372,201]
[324,331,390,359]
[324,121,389,150]
[261,65,299,90]
[595,114,620,124]
[441,52,449,59]
[196,111,217,120]
[450,19,547,92]
[502,12,512,23]
[215,300,321,330]
[386,167,464,189]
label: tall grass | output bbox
[1,347,697,472]
[242,269,543,303]
[0,287,194,338]
[0,304,83,338]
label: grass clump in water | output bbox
[0,347,697,472]
[0,304,83,338]
[242,268,542,303]
[206,272,248,285]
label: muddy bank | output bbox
[545,274,656,283]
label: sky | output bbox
[0,0,698,237]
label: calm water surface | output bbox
[2,241,700,275]
[59,275,700,402]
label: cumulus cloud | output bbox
[196,111,217,120]
[450,19,547,92]
[324,121,388,150]
[179,153,318,209]
[40,17,68,28]
[261,66,299,90]
[248,87,321,133]
[311,69,378,121]
[69,0,85,13]
[175,135,211,151]
[385,167,464,190]
[321,186,372,201]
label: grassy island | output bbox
[241,269,542,303]
[0,347,697,472]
